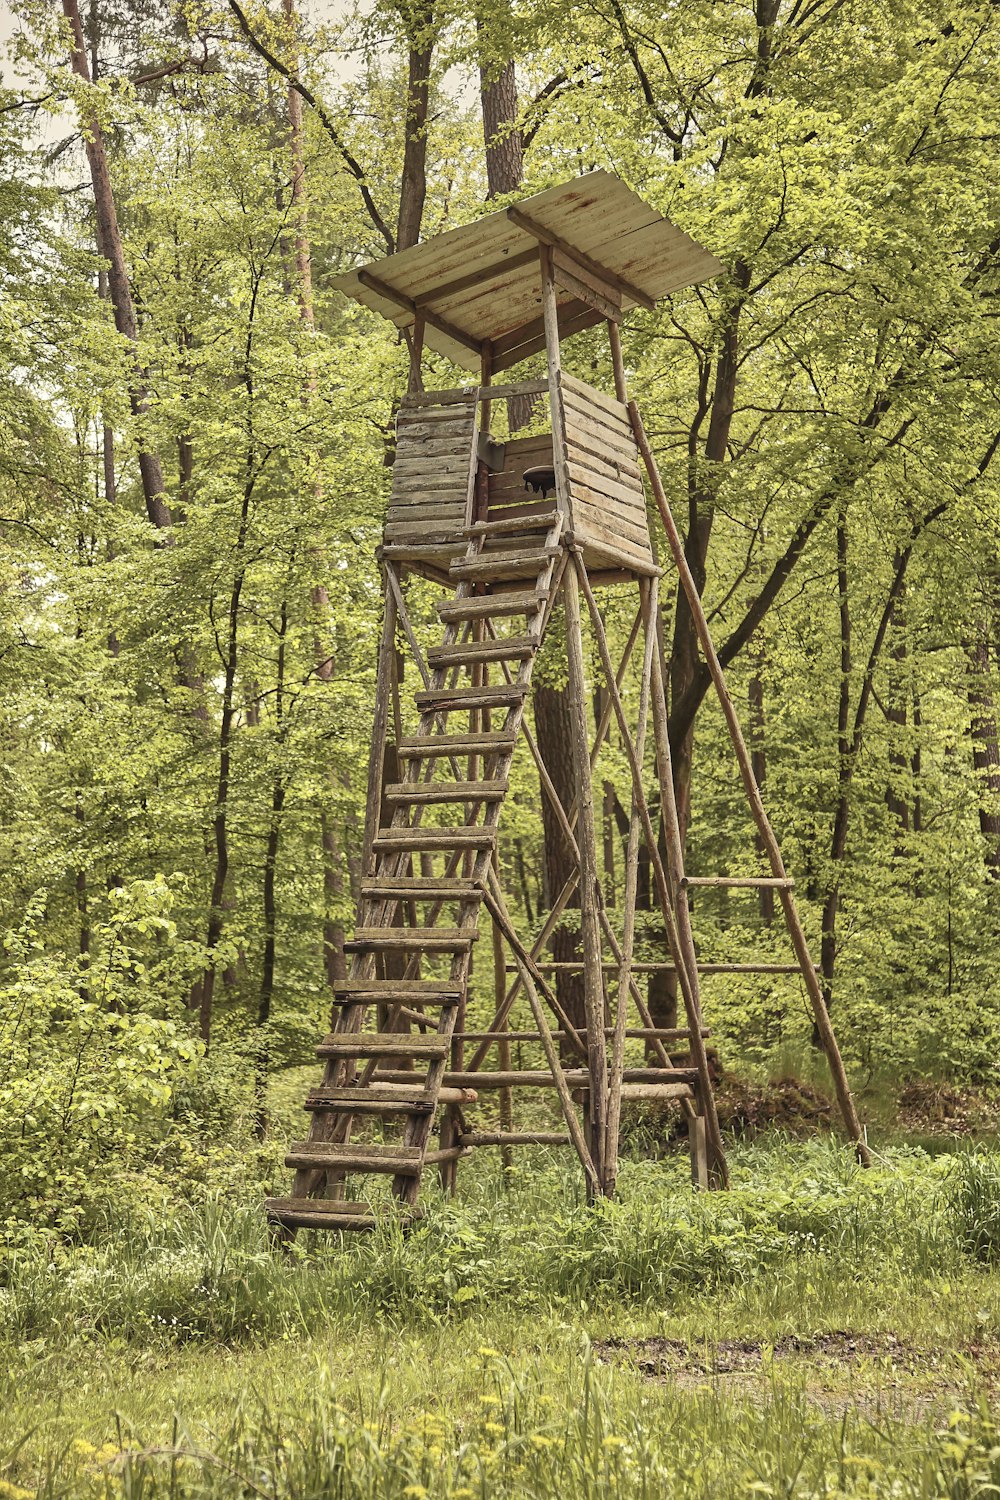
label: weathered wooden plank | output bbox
[437,590,546,621]
[571,500,651,552]
[552,254,622,321]
[507,205,656,311]
[564,438,643,488]
[562,400,636,457]
[560,370,631,422]
[316,1033,449,1058]
[400,387,477,409]
[568,461,645,508]
[392,456,473,478]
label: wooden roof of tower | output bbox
[331,170,722,370]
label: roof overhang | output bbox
[330,170,722,372]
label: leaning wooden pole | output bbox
[629,403,871,1167]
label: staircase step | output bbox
[315,1032,450,1059]
[428,635,535,668]
[362,876,483,899]
[345,926,478,952]
[464,511,559,537]
[384,781,508,806]
[284,1142,424,1175]
[306,1086,435,1114]
[399,732,515,761]
[415,684,525,713]
[266,1197,378,1230]
[438,590,546,623]
[332,980,462,1005]
[450,549,558,582]
[373,825,495,852]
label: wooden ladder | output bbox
[267,508,565,1232]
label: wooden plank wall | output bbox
[560,371,654,574]
[384,391,478,555]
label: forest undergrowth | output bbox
[6,1137,1000,1497]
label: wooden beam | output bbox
[492,307,605,374]
[508,206,656,311]
[552,251,621,321]
[413,247,539,308]
[358,268,481,355]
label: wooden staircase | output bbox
[266,507,567,1233]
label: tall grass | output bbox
[15,1351,1000,1499]
[2,1140,997,1345]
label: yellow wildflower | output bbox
[483,1421,505,1436]
[477,1346,501,1359]
[403,1487,428,1499]
[0,1481,33,1500]
[602,1436,627,1450]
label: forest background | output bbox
[2,0,1000,1240]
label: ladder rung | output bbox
[266,1197,375,1221]
[371,1067,699,1089]
[384,780,508,806]
[285,1143,423,1174]
[464,511,559,537]
[331,980,462,1003]
[450,549,558,581]
[398,733,515,759]
[414,685,525,713]
[315,1032,450,1059]
[427,635,534,668]
[373,825,495,851]
[345,927,478,951]
[437,590,546,622]
[681,876,795,889]
[362,876,484,898]
[305,1086,435,1114]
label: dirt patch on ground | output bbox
[594,1331,967,1419]
[896,1081,1000,1136]
[594,1330,925,1376]
[714,1074,834,1137]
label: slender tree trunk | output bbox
[257,597,290,1136]
[283,0,348,987]
[969,628,1000,878]
[396,0,434,252]
[885,557,911,840]
[535,679,585,1047]
[819,504,852,1013]
[62,0,172,531]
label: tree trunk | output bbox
[284,0,348,987]
[396,0,434,252]
[969,629,1000,878]
[534,678,585,1045]
[62,0,172,531]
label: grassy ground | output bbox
[6,1133,1000,1496]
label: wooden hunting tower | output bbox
[267,172,867,1235]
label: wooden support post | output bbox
[607,318,627,404]
[689,1115,709,1190]
[604,574,656,1192]
[629,401,871,1167]
[540,242,609,1194]
[407,313,425,393]
[576,555,729,1188]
